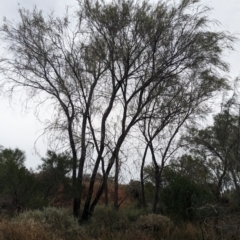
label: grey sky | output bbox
[0,0,239,170]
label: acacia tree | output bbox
[139,105,194,212]
[0,0,235,220]
[180,108,240,239]
[181,109,240,196]
[137,68,223,212]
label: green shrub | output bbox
[162,175,213,221]
[121,205,150,222]
[14,207,85,239]
[87,206,130,237]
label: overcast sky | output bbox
[0,0,239,170]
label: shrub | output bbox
[14,207,85,240]
[86,206,130,237]
[121,205,150,222]
[134,213,173,237]
[162,175,213,221]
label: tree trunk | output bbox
[152,168,160,213]
[101,160,108,206]
[140,144,148,208]
[105,180,109,206]
[73,198,80,219]
[114,155,119,209]
[67,119,79,218]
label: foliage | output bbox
[0,147,47,214]
[126,180,142,205]
[144,182,155,205]
[39,150,72,177]
[168,154,213,185]
[0,148,25,167]
[37,150,73,203]
[15,207,85,240]
[182,110,240,195]
[121,205,150,222]
[2,206,240,240]
[162,174,215,221]
[87,206,130,236]
[143,165,156,185]
[0,147,75,215]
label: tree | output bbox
[0,147,25,168]
[37,150,72,202]
[182,110,240,197]
[168,154,213,185]
[0,0,234,220]
[142,157,216,219]
[0,147,40,213]
[162,173,213,221]
[139,102,196,212]
[179,109,240,238]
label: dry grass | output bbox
[0,219,50,240]
[171,222,202,240]
[134,213,173,237]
